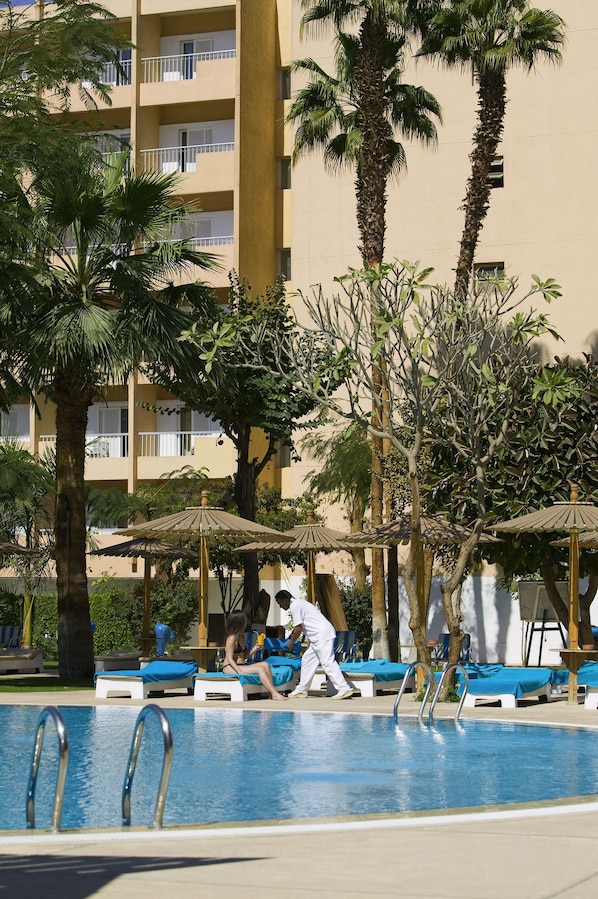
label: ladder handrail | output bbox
[26,705,69,832]
[122,704,173,829]
[393,660,435,724]
[428,663,470,723]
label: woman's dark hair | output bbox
[226,611,250,637]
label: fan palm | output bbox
[417,0,565,297]
[0,142,220,677]
[290,1,441,657]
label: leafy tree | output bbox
[428,354,598,645]
[153,273,322,618]
[283,261,562,667]
[0,440,53,646]
[0,144,219,677]
[290,1,442,656]
[417,0,565,297]
[301,420,372,588]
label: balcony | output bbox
[138,432,236,480]
[39,433,129,481]
[139,143,234,194]
[139,52,235,106]
[143,50,235,83]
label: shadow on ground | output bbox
[0,852,261,898]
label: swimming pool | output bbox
[1,705,597,831]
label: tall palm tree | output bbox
[289,0,441,658]
[417,0,565,297]
[0,143,219,677]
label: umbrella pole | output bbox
[198,537,209,646]
[307,550,315,604]
[567,532,580,703]
[139,558,155,656]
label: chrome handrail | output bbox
[393,660,435,724]
[428,663,470,723]
[26,706,69,832]
[122,704,173,829]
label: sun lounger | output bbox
[95,660,197,698]
[0,647,44,674]
[460,666,553,708]
[313,660,414,698]
[575,662,598,709]
[94,651,142,673]
[193,665,295,701]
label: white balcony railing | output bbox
[140,143,234,175]
[40,434,129,458]
[98,60,132,87]
[140,431,221,457]
[143,50,236,84]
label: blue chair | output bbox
[433,633,471,665]
[154,621,175,656]
[334,630,358,661]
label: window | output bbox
[278,249,291,281]
[487,156,504,189]
[474,262,505,281]
[279,158,292,190]
[116,49,132,87]
[0,405,29,441]
[281,67,291,100]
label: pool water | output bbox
[1,705,597,831]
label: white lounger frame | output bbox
[582,685,598,709]
[311,671,414,698]
[0,649,44,675]
[462,683,551,708]
[194,672,294,702]
[95,672,194,699]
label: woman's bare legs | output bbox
[224,661,288,700]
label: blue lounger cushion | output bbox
[266,656,303,673]
[576,662,598,686]
[194,666,294,687]
[94,660,197,684]
[339,659,411,683]
[459,667,553,698]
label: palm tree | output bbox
[289,1,441,657]
[417,0,565,297]
[1,143,219,677]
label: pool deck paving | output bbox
[2,687,598,898]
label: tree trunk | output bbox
[349,496,368,590]
[234,424,260,621]
[541,562,598,648]
[54,375,94,678]
[454,69,506,298]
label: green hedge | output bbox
[29,578,199,659]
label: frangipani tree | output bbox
[280,262,562,663]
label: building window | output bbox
[279,249,291,281]
[281,67,291,100]
[487,156,504,189]
[474,262,505,282]
[279,158,291,190]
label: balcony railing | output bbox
[140,143,234,175]
[143,50,236,84]
[40,434,129,459]
[98,60,132,88]
[140,431,221,457]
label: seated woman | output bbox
[223,611,287,701]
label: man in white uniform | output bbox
[275,589,353,699]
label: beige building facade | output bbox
[2,1,596,661]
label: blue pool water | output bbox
[1,705,597,831]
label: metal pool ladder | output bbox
[393,661,470,724]
[393,661,435,724]
[122,703,173,829]
[26,705,68,832]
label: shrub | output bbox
[338,582,372,657]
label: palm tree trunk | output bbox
[455,69,506,298]
[234,424,260,621]
[54,374,94,678]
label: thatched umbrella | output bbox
[493,485,598,702]
[91,537,198,654]
[116,491,290,645]
[238,509,380,605]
